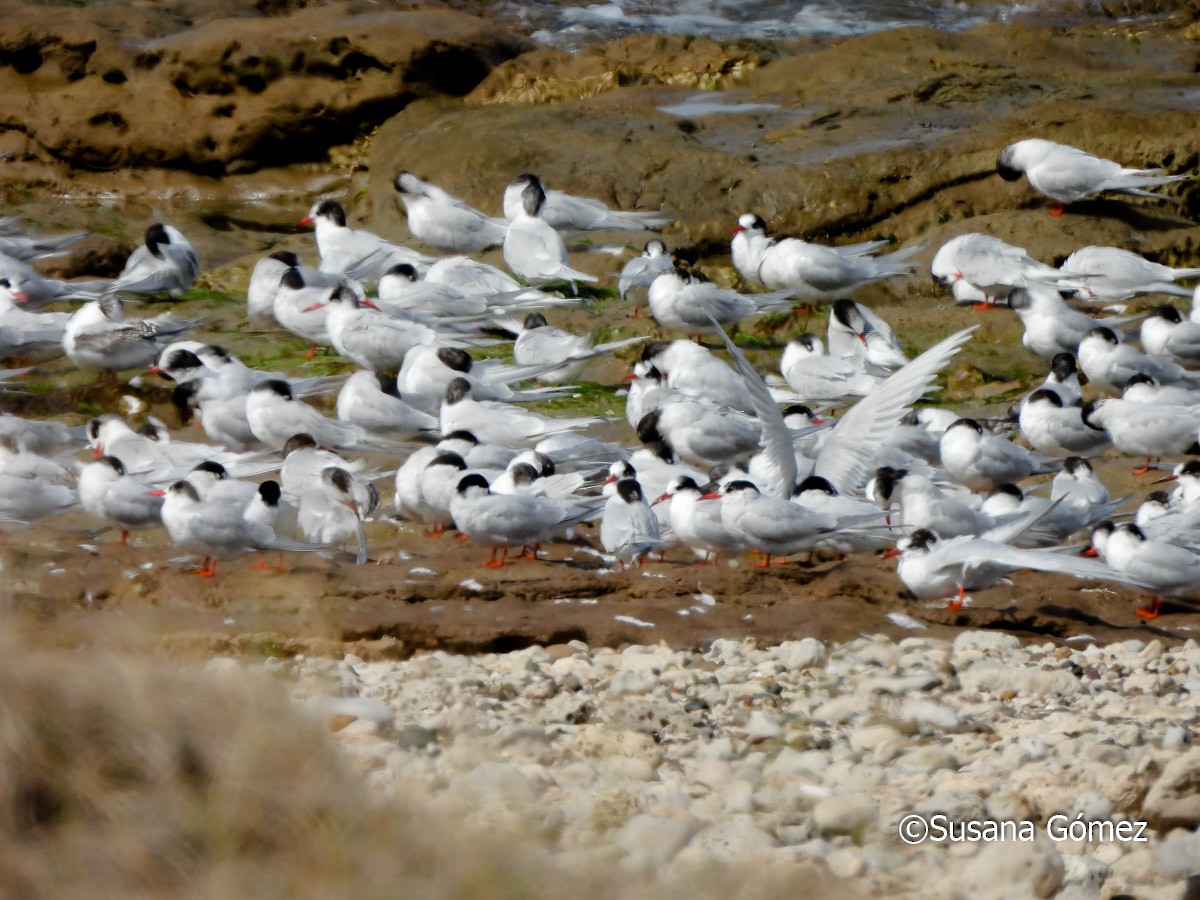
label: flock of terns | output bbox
[2,136,1200,622]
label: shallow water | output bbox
[510,0,1105,50]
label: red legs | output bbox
[632,307,641,319]
[693,550,718,568]
[1048,201,1066,217]
[455,533,469,542]
[483,546,508,568]
[944,585,966,611]
[193,557,218,577]
[1135,596,1162,621]
[252,551,267,569]
[754,552,775,568]
[1132,458,1159,477]
[516,544,541,560]
[302,344,318,359]
[427,524,445,538]
[118,529,129,546]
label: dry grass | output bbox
[0,633,850,899]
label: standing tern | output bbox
[642,340,759,413]
[63,296,203,375]
[78,455,164,544]
[931,233,1076,307]
[780,333,878,403]
[997,138,1188,214]
[439,377,594,448]
[655,474,740,566]
[502,174,598,289]
[247,250,345,325]
[887,525,1124,609]
[1081,398,1200,473]
[1007,285,1137,360]
[298,466,377,565]
[157,480,320,577]
[449,472,602,567]
[827,299,908,373]
[1092,522,1199,619]
[719,480,839,566]
[600,478,661,568]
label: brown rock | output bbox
[0,1,529,173]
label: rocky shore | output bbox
[243,630,1200,898]
[2,3,1200,895]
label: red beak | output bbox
[811,417,827,425]
[362,298,381,311]
[651,492,671,506]
[13,292,29,304]
[858,333,867,345]
[1080,547,1099,558]
[881,548,901,559]
[145,490,166,497]
[619,372,636,383]
[603,474,617,484]
[732,225,745,235]
[92,445,103,460]
[1152,474,1179,484]
[146,365,162,375]
[700,492,722,500]
[302,303,325,313]
[298,217,314,227]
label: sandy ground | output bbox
[9,500,1198,662]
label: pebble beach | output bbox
[1,0,1199,896]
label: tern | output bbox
[394,171,507,253]
[502,174,670,232]
[931,233,1075,307]
[449,472,602,567]
[997,138,1188,214]
[1018,389,1111,458]
[300,199,434,282]
[600,478,661,568]
[108,224,199,297]
[731,213,920,303]
[647,264,794,336]
[502,174,598,289]
[511,312,646,384]
[619,239,673,314]
[78,455,164,544]
[939,418,1060,492]
[1061,246,1200,302]
[157,480,320,577]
